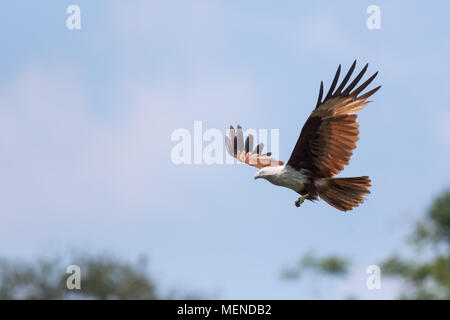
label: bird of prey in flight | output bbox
[226,61,380,212]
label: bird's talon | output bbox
[295,194,308,208]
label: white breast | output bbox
[263,165,309,192]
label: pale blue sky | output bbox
[1,1,449,299]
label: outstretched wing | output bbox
[225,125,284,169]
[286,61,381,178]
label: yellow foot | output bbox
[295,194,309,207]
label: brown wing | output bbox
[286,61,381,178]
[225,125,284,169]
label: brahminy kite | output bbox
[225,61,380,211]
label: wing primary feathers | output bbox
[225,136,232,155]
[236,125,244,153]
[342,63,368,95]
[335,60,356,95]
[225,125,283,168]
[245,134,254,153]
[325,64,341,100]
[254,143,264,154]
[229,125,235,142]
[357,85,381,101]
[229,126,237,155]
[350,71,378,97]
[315,81,324,109]
[247,134,254,153]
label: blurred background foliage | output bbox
[282,190,450,299]
[0,253,190,299]
[281,252,349,280]
[0,189,448,299]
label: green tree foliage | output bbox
[0,253,159,299]
[380,190,450,299]
[281,252,349,280]
[281,252,350,299]
[282,190,450,299]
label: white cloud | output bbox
[0,64,171,222]
[0,0,262,233]
[0,57,259,220]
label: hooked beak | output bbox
[254,173,261,180]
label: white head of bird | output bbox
[254,166,286,183]
[254,165,309,192]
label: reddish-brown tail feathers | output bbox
[319,176,371,212]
